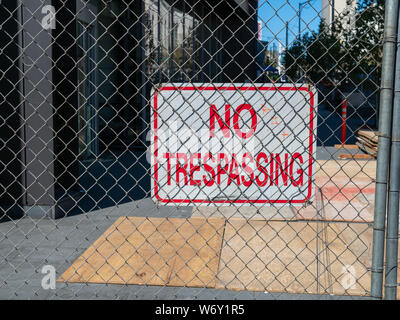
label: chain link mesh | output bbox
[0,0,392,299]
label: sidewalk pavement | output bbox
[0,159,385,300]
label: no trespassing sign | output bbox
[151,84,317,206]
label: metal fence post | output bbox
[384,8,400,300]
[371,0,399,300]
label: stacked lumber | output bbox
[355,130,378,158]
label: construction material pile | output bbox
[356,130,378,158]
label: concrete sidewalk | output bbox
[0,198,378,300]
[0,159,389,300]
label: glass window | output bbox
[144,0,220,83]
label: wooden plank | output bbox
[355,137,378,149]
[356,142,377,158]
[357,130,379,144]
[58,216,225,288]
[338,153,375,160]
[334,144,359,149]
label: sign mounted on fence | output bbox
[151,84,317,205]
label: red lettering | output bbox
[275,154,289,186]
[228,153,241,186]
[163,152,305,189]
[233,104,257,139]
[176,153,188,185]
[217,153,229,185]
[163,153,174,185]
[256,152,269,187]
[241,152,254,187]
[270,153,275,186]
[203,152,216,186]
[290,152,304,186]
[190,153,201,186]
[210,104,231,138]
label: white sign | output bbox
[151,84,317,205]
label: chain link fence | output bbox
[0,0,397,300]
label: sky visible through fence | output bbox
[258,0,322,46]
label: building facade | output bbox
[322,0,358,30]
[0,0,258,219]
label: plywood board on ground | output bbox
[216,220,376,296]
[59,217,399,298]
[58,216,225,287]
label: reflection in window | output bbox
[144,0,221,83]
[85,0,225,153]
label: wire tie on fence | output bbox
[380,86,396,90]
[376,131,391,139]
[371,267,384,273]
[383,34,397,43]
[375,181,388,186]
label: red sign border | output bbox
[153,85,315,204]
